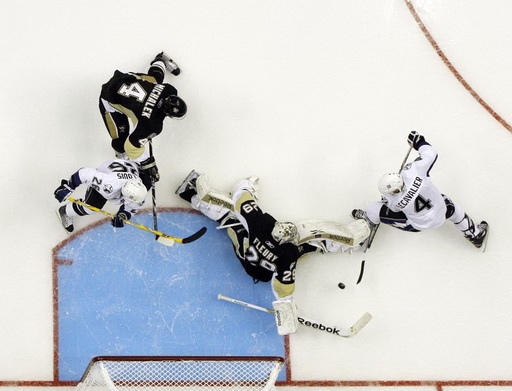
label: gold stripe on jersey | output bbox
[227,227,248,258]
[124,139,145,160]
[104,111,120,139]
[273,279,295,299]
[107,102,139,130]
[234,192,255,213]
[129,72,158,84]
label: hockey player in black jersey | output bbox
[99,52,187,185]
[175,172,319,334]
[175,171,370,334]
[176,172,318,298]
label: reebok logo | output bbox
[275,311,283,326]
[298,317,340,335]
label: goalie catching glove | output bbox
[111,206,132,228]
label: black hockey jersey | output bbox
[100,70,178,150]
[238,199,317,285]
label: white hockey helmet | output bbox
[272,222,299,245]
[122,178,147,203]
[378,173,404,195]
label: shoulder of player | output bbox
[418,142,438,158]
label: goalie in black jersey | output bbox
[175,171,370,334]
[99,52,187,185]
[176,172,318,297]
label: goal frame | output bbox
[77,356,285,391]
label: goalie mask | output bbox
[272,222,298,245]
[122,178,147,203]
[161,95,187,118]
[378,173,404,195]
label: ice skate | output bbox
[469,221,489,251]
[56,205,74,233]
[152,52,181,76]
[175,170,199,202]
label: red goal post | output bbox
[76,356,285,391]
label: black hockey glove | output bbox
[407,131,426,150]
[139,156,160,184]
[54,179,75,202]
[111,207,132,228]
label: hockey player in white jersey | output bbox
[54,159,148,233]
[352,131,488,249]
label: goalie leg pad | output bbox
[272,300,298,335]
[296,219,370,248]
[346,219,371,245]
[196,174,234,211]
[191,195,232,222]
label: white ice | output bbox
[0,0,511,390]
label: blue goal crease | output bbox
[54,210,285,381]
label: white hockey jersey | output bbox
[76,159,144,214]
[383,144,446,230]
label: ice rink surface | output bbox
[1,0,511,390]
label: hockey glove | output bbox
[407,131,426,150]
[54,179,75,202]
[111,207,132,228]
[139,156,160,184]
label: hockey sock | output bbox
[70,201,95,217]
[451,213,477,238]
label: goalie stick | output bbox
[217,294,372,338]
[67,197,207,246]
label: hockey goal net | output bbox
[76,356,285,391]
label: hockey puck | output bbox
[338,282,345,289]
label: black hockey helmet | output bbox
[161,95,187,118]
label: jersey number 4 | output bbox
[414,194,433,212]
[118,82,147,102]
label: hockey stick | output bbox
[67,197,207,245]
[356,143,414,284]
[399,144,414,173]
[216,222,243,230]
[149,141,158,241]
[217,294,372,338]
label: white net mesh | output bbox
[77,356,284,391]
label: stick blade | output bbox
[348,312,372,337]
[156,236,176,247]
[356,260,366,285]
[480,224,489,252]
[182,226,208,244]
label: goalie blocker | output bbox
[272,300,299,335]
